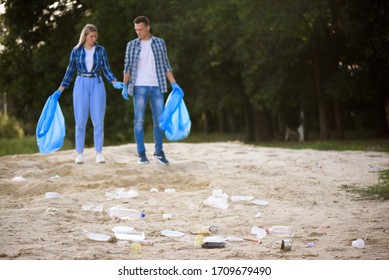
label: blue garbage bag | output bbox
[159,87,191,141]
[36,94,66,154]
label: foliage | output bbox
[0,112,24,138]
[0,135,73,156]
[0,0,388,146]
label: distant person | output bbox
[122,15,181,165]
[52,24,123,164]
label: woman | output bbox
[53,24,123,164]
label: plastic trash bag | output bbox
[36,94,65,154]
[159,87,191,141]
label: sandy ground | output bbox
[0,142,388,260]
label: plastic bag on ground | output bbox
[159,87,191,141]
[36,94,65,154]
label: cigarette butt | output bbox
[140,241,154,246]
[243,237,262,244]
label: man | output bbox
[123,16,180,165]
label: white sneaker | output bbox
[75,154,83,164]
[96,153,106,163]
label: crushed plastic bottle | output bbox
[266,226,295,237]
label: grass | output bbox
[0,136,73,156]
[342,169,389,200]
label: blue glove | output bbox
[121,84,129,101]
[113,81,124,89]
[171,82,181,91]
[52,90,62,100]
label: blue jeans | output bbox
[133,86,164,155]
[73,76,106,153]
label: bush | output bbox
[0,113,24,138]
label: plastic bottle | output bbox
[266,226,295,237]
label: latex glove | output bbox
[121,84,129,100]
[113,81,124,89]
[171,82,181,91]
[52,90,62,100]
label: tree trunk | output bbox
[253,110,273,141]
[244,98,255,141]
[334,100,345,139]
[314,50,329,140]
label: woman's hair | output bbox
[75,24,98,49]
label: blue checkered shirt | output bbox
[60,43,116,88]
[124,35,172,95]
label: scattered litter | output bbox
[82,204,103,212]
[255,212,262,218]
[160,230,185,237]
[112,226,135,233]
[163,213,172,220]
[112,226,145,242]
[194,235,205,247]
[50,174,60,180]
[352,239,365,249]
[306,242,315,248]
[83,229,112,242]
[140,209,145,218]
[212,189,226,198]
[243,237,262,244]
[230,195,254,202]
[105,188,139,200]
[281,239,292,251]
[224,236,244,242]
[12,176,26,182]
[201,237,225,249]
[266,226,295,237]
[164,188,176,193]
[45,192,61,199]
[203,189,229,209]
[314,163,322,169]
[150,187,159,192]
[251,200,269,206]
[131,242,142,253]
[107,206,141,220]
[251,226,267,239]
[140,240,154,246]
[191,226,218,236]
[204,236,225,243]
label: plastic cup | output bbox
[352,239,365,249]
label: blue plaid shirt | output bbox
[60,43,116,88]
[124,35,172,95]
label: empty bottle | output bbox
[266,226,295,237]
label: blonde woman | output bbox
[53,24,123,164]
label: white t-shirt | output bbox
[135,39,159,86]
[84,46,95,72]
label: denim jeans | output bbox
[133,86,164,155]
[73,76,106,153]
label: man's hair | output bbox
[134,16,150,26]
